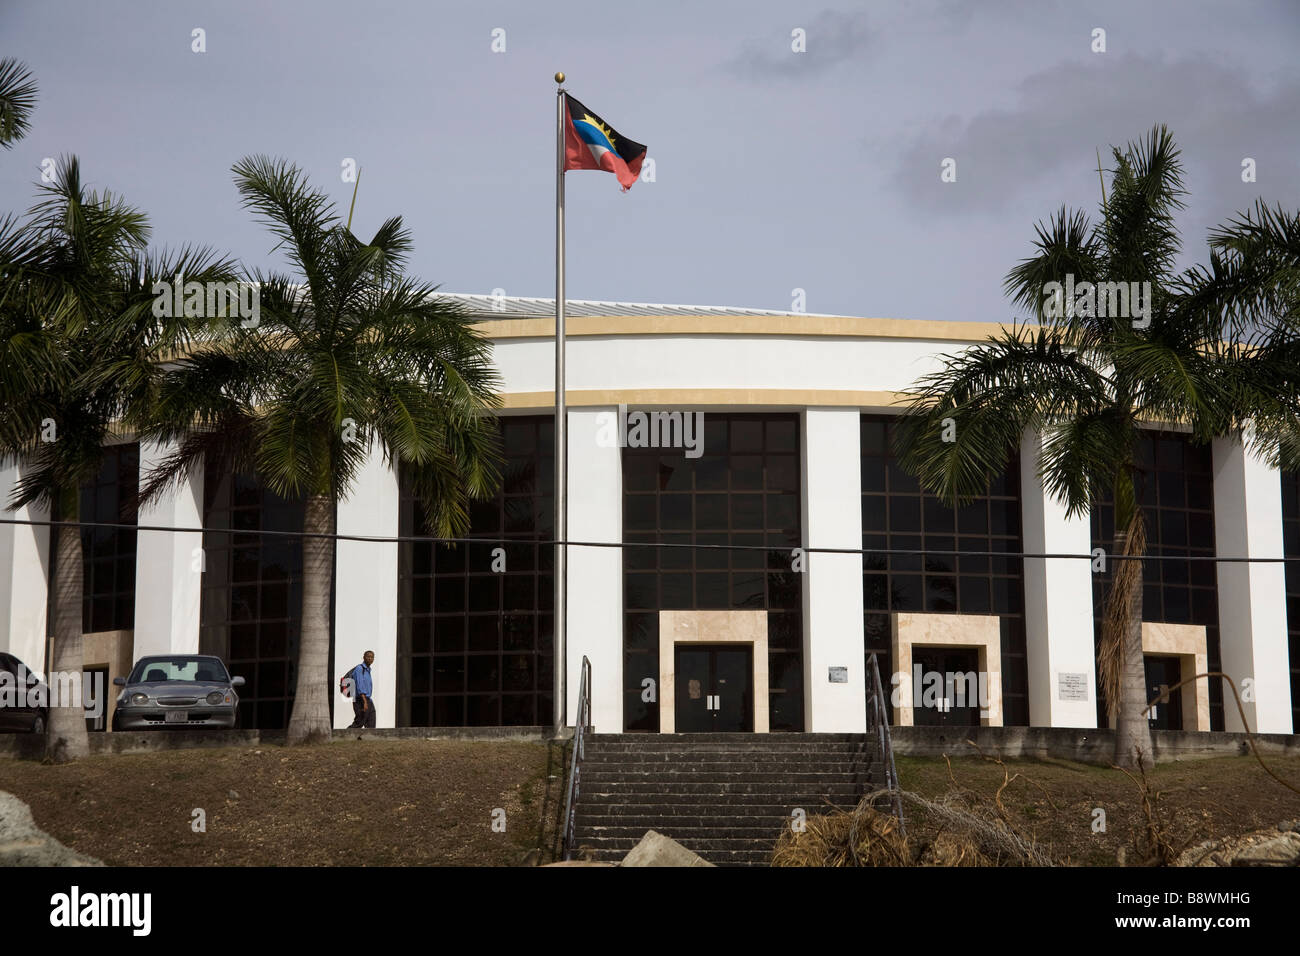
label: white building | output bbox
[2,296,1296,735]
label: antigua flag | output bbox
[563,94,646,191]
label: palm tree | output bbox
[894,126,1300,768]
[0,156,235,761]
[139,156,503,745]
[0,59,38,148]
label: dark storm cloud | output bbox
[2,0,1297,322]
[893,52,1300,233]
[725,9,875,80]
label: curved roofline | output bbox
[440,293,1028,342]
[473,314,1025,342]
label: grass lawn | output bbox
[2,741,1296,865]
[894,751,1300,865]
[0,738,567,866]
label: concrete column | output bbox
[565,408,622,732]
[801,408,866,733]
[0,464,50,675]
[1213,435,1292,733]
[1020,429,1098,728]
[133,442,204,658]
[334,444,400,729]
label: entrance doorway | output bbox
[674,644,753,733]
[911,648,982,727]
[1144,655,1183,730]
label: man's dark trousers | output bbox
[350,697,376,729]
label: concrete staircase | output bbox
[571,733,880,866]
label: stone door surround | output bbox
[658,610,768,733]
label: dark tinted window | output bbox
[861,415,1029,725]
[623,413,804,731]
[1283,470,1300,733]
[398,415,553,727]
[47,443,138,633]
[1091,432,1222,729]
[200,466,308,730]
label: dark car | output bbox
[112,655,244,731]
[0,652,48,733]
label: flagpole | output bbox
[553,72,567,739]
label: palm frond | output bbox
[895,325,1114,506]
[0,58,38,148]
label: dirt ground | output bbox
[0,738,566,866]
[894,751,1300,865]
[1,741,1297,866]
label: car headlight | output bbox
[130,693,149,706]
[206,691,229,705]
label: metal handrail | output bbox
[867,652,905,835]
[560,655,592,861]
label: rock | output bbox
[0,791,102,867]
[227,789,239,800]
[543,860,616,866]
[1232,832,1300,866]
[1175,829,1300,867]
[621,830,715,867]
[1277,820,1299,833]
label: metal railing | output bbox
[560,655,592,861]
[867,652,905,835]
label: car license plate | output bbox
[165,710,188,723]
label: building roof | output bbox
[434,293,853,321]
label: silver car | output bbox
[112,655,244,731]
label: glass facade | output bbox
[623,413,804,732]
[199,466,309,730]
[860,416,1030,725]
[1090,432,1223,729]
[47,442,139,634]
[1283,471,1300,733]
[397,415,554,727]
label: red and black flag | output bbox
[562,94,646,191]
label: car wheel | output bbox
[30,714,45,735]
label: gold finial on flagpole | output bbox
[555,72,565,84]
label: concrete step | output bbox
[582,750,871,760]
[585,738,868,743]
[582,752,869,764]
[580,767,869,779]
[571,732,881,866]
[582,740,871,752]
[576,813,815,829]
[575,780,866,795]
[576,792,863,809]
[580,770,869,784]
[577,799,857,813]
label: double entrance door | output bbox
[911,648,982,727]
[1144,655,1183,730]
[675,644,753,733]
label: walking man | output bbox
[348,650,376,730]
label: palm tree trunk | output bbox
[47,490,89,762]
[1106,512,1154,769]
[286,494,334,744]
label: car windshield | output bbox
[130,659,229,684]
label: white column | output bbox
[801,408,866,733]
[1021,429,1098,728]
[134,442,204,657]
[1213,435,1292,733]
[334,444,400,729]
[0,464,50,675]
[565,408,622,732]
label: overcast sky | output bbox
[2,0,1297,322]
